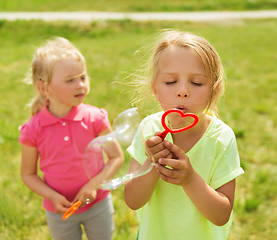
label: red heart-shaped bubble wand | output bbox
[159,109,199,140]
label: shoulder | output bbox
[129,111,163,147]
[79,104,109,120]
[80,104,108,115]
[20,111,44,131]
[79,104,111,133]
[141,111,163,126]
[206,116,237,149]
[19,111,45,145]
[140,112,164,136]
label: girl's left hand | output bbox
[155,141,195,187]
[73,181,97,207]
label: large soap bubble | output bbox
[63,109,199,220]
[83,108,154,190]
[83,108,199,190]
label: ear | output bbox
[36,80,48,97]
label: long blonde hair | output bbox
[28,37,87,116]
[132,30,225,116]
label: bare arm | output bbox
[156,141,235,226]
[124,132,172,210]
[124,158,159,210]
[21,144,71,214]
[91,127,124,184]
[74,127,124,204]
[184,175,235,226]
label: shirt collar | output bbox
[40,104,85,126]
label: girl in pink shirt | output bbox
[19,37,123,240]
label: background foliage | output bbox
[0,3,276,240]
[1,0,277,12]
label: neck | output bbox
[47,104,73,118]
[171,113,212,152]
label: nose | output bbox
[177,89,189,98]
[177,93,188,98]
[76,78,86,88]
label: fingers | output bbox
[85,198,91,205]
[154,143,192,186]
[56,198,72,214]
[64,199,72,208]
[154,131,162,137]
[80,195,95,206]
[145,145,171,163]
[58,206,71,215]
[155,163,181,185]
[74,188,97,207]
[155,160,189,186]
[157,158,186,170]
[145,135,163,148]
[79,198,91,207]
[164,141,187,159]
[145,136,171,162]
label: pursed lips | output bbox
[175,106,188,113]
[74,93,85,98]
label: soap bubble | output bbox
[83,108,198,190]
[113,108,141,147]
[83,108,154,190]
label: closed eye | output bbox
[66,78,74,83]
[191,82,203,86]
[165,81,177,85]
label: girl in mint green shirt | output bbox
[124,30,244,240]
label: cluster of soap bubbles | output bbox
[83,108,199,190]
[83,108,153,190]
[62,108,199,220]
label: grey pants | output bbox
[46,194,114,240]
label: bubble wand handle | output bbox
[158,109,199,140]
[159,130,169,141]
[62,201,81,220]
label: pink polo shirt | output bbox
[19,103,111,213]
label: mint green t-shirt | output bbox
[127,112,244,240]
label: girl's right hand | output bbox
[72,181,98,207]
[145,132,172,163]
[50,193,72,214]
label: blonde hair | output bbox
[28,37,87,115]
[132,30,225,115]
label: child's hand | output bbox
[73,181,97,207]
[50,193,72,214]
[145,132,172,163]
[155,141,195,186]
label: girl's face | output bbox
[45,59,89,117]
[152,46,212,126]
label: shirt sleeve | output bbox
[209,131,244,189]
[93,108,111,135]
[18,122,37,147]
[126,123,148,164]
[127,113,163,164]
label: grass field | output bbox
[0,18,276,239]
[1,0,277,12]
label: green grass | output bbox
[1,0,277,12]
[0,19,277,239]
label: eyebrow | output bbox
[161,72,207,77]
[192,73,207,77]
[65,72,86,80]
